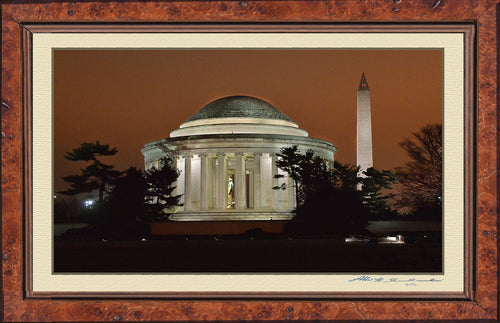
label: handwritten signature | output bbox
[348,275,442,284]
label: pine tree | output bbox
[101,167,149,239]
[275,146,396,235]
[144,156,183,220]
[60,141,121,202]
[359,167,398,217]
[107,167,147,221]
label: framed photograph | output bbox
[2,1,497,322]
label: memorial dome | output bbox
[170,95,307,138]
[186,96,294,123]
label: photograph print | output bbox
[53,48,443,273]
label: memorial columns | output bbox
[199,154,209,211]
[183,155,192,211]
[216,153,227,210]
[253,152,262,209]
[234,152,246,210]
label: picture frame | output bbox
[2,1,497,321]
[30,25,459,294]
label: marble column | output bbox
[253,152,262,209]
[184,155,192,211]
[328,159,334,171]
[216,153,227,210]
[248,169,254,209]
[235,152,246,210]
[208,157,216,209]
[287,173,295,210]
[171,156,180,198]
[200,153,208,211]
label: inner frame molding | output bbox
[22,23,474,298]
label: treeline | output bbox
[275,146,397,237]
[274,123,442,237]
[57,141,182,239]
[56,123,442,239]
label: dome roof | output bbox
[170,95,307,138]
[186,96,293,122]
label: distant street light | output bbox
[84,199,94,208]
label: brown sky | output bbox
[54,49,442,194]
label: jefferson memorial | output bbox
[141,96,336,221]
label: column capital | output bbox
[182,154,192,159]
[253,152,263,157]
[199,153,208,158]
[216,152,226,157]
[235,152,246,158]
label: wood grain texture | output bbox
[1,0,498,321]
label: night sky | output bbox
[54,49,442,194]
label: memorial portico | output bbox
[142,96,336,221]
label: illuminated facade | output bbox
[141,96,336,221]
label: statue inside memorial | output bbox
[226,177,235,209]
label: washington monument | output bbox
[357,72,373,177]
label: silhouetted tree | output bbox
[275,146,332,208]
[328,162,395,231]
[59,141,121,202]
[107,167,147,221]
[329,161,365,194]
[330,161,397,216]
[393,124,442,219]
[274,146,305,206]
[100,167,149,239]
[360,167,398,217]
[276,146,396,236]
[144,156,183,220]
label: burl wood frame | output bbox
[2,1,498,321]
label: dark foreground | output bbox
[54,239,441,273]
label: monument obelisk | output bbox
[357,72,373,178]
